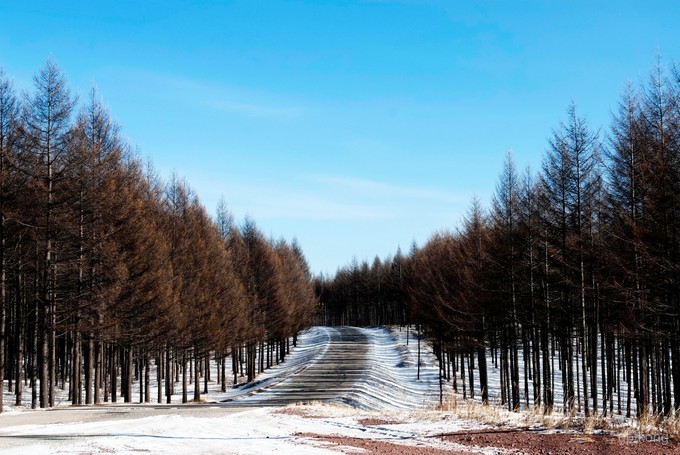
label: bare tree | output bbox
[22,60,77,408]
[0,68,19,413]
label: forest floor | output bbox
[0,326,677,454]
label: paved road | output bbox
[0,326,369,432]
[229,326,369,406]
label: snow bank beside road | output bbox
[339,326,440,410]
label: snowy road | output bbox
[0,326,444,454]
[229,326,369,406]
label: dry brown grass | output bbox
[583,414,614,432]
[434,393,680,440]
[634,412,680,439]
[662,413,680,437]
[435,395,514,426]
[279,400,359,418]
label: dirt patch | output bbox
[440,429,679,454]
[298,433,471,454]
[357,418,403,426]
[276,407,326,419]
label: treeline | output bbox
[318,59,680,419]
[0,60,317,412]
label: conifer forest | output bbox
[0,61,317,412]
[2,57,680,427]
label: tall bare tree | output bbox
[22,60,77,408]
[0,69,19,413]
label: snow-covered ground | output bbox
[0,326,494,454]
[2,326,649,454]
[456,337,639,418]
[336,326,441,410]
[0,404,495,454]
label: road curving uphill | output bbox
[225,325,440,410]
[0,326,439,429]
[0,325,441,454]
[229,326,371,407]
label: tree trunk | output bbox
[182,350,188,404]
[232,346,238,385]
[477,336,489,405]
[193,353,200,402]
[39,276,48,408]
[94,341,100,404]
[144,354,150,403]
[110,345,117,403]
[221,354,227,392]
[73,331,82,405]
[0,231,4,413]
[14,303,23,407]
[165,347,172,404]
[204,356,209,394]
[157,353,162,404]
[672,337,680,412]
[84,338,92,404]
[639,342,648,417]
[580,256,589,417]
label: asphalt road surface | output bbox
[228,326,369,407]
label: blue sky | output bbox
[2,1,679,275]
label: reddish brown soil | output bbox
[297,433,470,454]
[440,429,680,454]
[284,407,680,453]
[298,430,680,454]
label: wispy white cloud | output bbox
[234,185,391,221]
[178,168,470,227]
[206,99,303,119]
[173,169,474,274]
[184,175,391,222]
[313,174,468,204]
[121,68,305,119]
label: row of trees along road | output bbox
[0,60,318,412]
[318,58,680,420]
